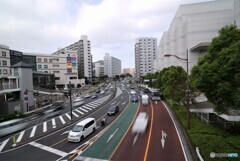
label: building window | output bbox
[67,68,72,73]
[2,60,7,66]
[44,71,48,73]
[53,71,60,73]
[44,58,48,62]
[3,69,7,74]
[55,77,60,80]
[37,58,41,62]
[49,59,52,63]
[70,77,77,79]
[44,65,48,69]
[14,68,19,76]
[52,64,59,67]
[2,51,6,57]
[0,69,1,74]
[38,65,42,69]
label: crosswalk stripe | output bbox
[59,116,66,124]
[86,104,97,109]
[52,119,56,128]
[65,113,71,120]
[79,107,88,112]
[30,126,37,138]
[82,106,92,110]
[16,131,25,143]
[72,111,79,117]
[0,138,9,152]
[43,122,47,133]
[75,109,84,115]
[89,102,101,106]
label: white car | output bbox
[131,112,148,135]
[68,118,96,142]
[100,90,105,94]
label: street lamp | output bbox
[164,49,190,129]
[69,81,73,122]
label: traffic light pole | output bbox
[69,81,73,122]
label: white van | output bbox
[68,118,96,142]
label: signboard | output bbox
[66,53,77,73]
[10,50,22,57]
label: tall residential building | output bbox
[104,53,122,78]
[0,44,11,76]
[135,37,157,81]
[155,0,239,72]
[52,35,92,83]
[93,60,104,77]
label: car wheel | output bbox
[80,136,84,141]
[93,127,96,133]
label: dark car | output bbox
[95,89,101,93]
[143,88,150,93]
[107,106,119,116]
[52,100,65,110]
[131,95,138,102]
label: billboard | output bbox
[66,53,77,73]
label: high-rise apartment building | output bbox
[155,0,239,71]
[135,37,157,81]
[104,53,122,78]
[52,35,92,83]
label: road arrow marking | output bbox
[122,101,126,105]
[106,128,119,143]
[61,130,70,135]
[161,130,167,149]
[133,133,139,146]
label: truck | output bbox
[131,112,149,135]
[141,94,149,105]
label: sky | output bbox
[0,0,212,68]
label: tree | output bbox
[191,25,240,113]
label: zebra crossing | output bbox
[0,94,111,153]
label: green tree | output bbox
[191,25,240,113]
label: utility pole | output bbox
[69,81,73,122]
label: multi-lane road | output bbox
[0,83,193,161]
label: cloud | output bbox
[0,0,211,68]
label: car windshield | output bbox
[109,107,115,112]
[72,125,83,132]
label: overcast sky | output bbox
[0,0,211,68]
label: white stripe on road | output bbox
[86,104,97,109]
[29,141,67,157]
[65,113,71,120]
[52,119,56,128]
[0,139,9,152]
[75,109,84,115]
[79,107,88,113]
[16,131,25,143]
[30,126,37,138]
[43,122,47,133]
[72,111,79,118]
[59,116,66,124]
[82,106,92,110]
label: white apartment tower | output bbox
[135,37,157,81]
[52,35,92,83]
[104,53,122,78]
[93,60,104,77]
[155,0,239,72]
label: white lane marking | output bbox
[0,139,9,152]
[122,101,127,105]
[79,107,88,113]
[86,104,97,109]
[65,113,71,120]
[61,130,70,135]
[111,101,116,105]
[75,109,84,115]
[43,122,47,133]
[16,131,25,143]
[161,130,167,149]
[59,116,66,124]
[88,102,101,106]
[29,141,67,157]
[52,119,56,128]
[106,128,119,143]
[30,126,37,138]
[83,105,92,110]
[72,111,79,118]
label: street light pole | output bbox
[164,49,190,129]
[69,81,73,122]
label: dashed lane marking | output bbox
[16,131,25,143]
[65,113,71,120]
[52,118,56,128]
[83,105,93,110]
[79,107,88,113]
[0,138,9,152]
[72,111,79,118]
[75,109,84,115]
[43,122,47,133]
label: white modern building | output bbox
[155,0,239,72]
[104,53,122,78]
[93,60,104,77]
[52,35,92,83]
[36,51,84,88]
[135,37,157,81]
